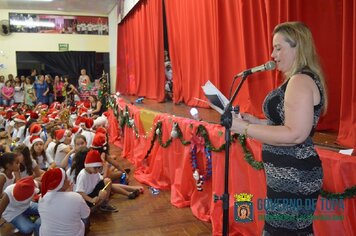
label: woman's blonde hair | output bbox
[273,22,328,113]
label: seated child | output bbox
[0,176,40,236]
[39,168,90,236]
[75,149,117,212]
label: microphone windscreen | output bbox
[265,61,276,70]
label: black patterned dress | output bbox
[262,69,324,236]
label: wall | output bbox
[117,0,140,24]
[108,5,118,93]
[0,9,109,77]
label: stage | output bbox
[108,95,356,236]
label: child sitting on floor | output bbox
[75,149,117,212]
[0,176,41,236]
[39,168,90,236]
[0,153,19,198]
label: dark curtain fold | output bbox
[24,51,96,86]
[116,0,165,101]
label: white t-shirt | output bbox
[54,143,70,167]
[34,154,54,170]
[2,184,33,222]
[20,159,38,178]
[75,169,102,194]
[45,141,56,164]
[12,125,26,144]
[39,191,90,236]
[66,168,76,190]
[23,134,31,148]
[14,85,24,103]
[0,172,15,192]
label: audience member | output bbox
[39,168,90,236]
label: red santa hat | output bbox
[39,104,48,112]
[41,117,50,125]
[84,149,103,168]
[91,133,107,150]
[11,112,18,119]
[29,123,42,136]
[75,116,86,127]
[13,176,35,202]
[79,107,88,117]
[41,168,66,197]
[102,111,109,117]
[48,114,56,121]
[70,107,77,114]
[14,115,27,124]
[49,102,61,110]
[30,135,44,147]
[71,126,82,135]
[85,118,94,130]
[83,101,91,109]
[95,127,107,135]
[30,112,39,120]
[55,129,71,142]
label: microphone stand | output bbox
[214,72,250,236]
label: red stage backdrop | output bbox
[116,0,165,101]
[117,0,356,152]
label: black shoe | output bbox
[100,204,118,212]
[124,168,131,174]
[128,192,137,199]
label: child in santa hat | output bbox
[11,114,27,144]
[90,133,143,198]
[23,123,42,149]
[81,117,95,148]
[0,176,41,236]
[75,149,117,212]
[0,153,19,198]
[53,129,73,168]
[62,134,87,170]
[66,146,88,191]
[91,132,134,185]
[13,144,44,179]
[44,126,60,165]
[39,168,90,236]
[30,136,55,170]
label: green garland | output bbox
[321,186,356,199]
[108,102,356,199]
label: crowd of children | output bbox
[0,97,143,235]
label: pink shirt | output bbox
[2,86,14,98]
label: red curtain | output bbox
[164,0,220,105]
[337,0,356,148]
[117,0,356,150]
[163,0,355,146]
[116,0,165,101]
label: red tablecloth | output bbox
[107,100,356,236]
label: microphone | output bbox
[235,61,276,78]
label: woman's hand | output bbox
[240,113,266,125]
[231,113,250,134]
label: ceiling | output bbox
[0,0,117,15]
